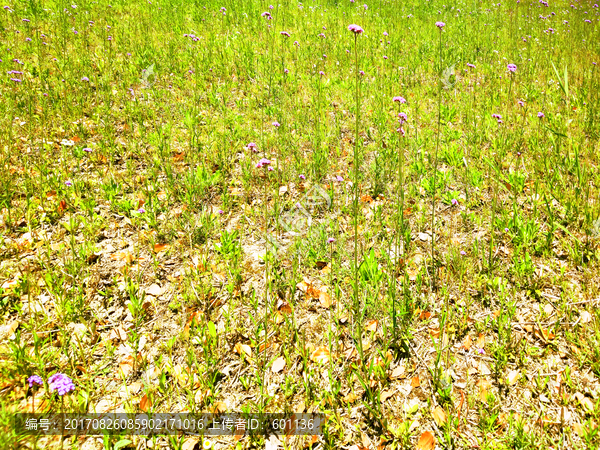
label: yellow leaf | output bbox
[432,406,447,426]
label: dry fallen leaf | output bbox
[365,320,378,332]
[310,346,330,364]
[319,291,332,308]
[380,390,394,402]
[580,311,592,324]
[507,369,520,385]
[153,243,169,253]
[211,401,227,414]
[462,335,472,350]
[476,333,486,349]
[343,392,358,403]
[146,283,162,297]
[139,394,152,412]
[391,365,405,379]
[234,342,252,358]
[416,431,435,450]
[271,356,286,373]
[411,375,420,388]
[181,436,200,450]
[432,406,447,426]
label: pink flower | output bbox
[299,174,306,180]
[256,158,271,168]
[280,31,290,37]
[393,96,406,103]
[435,21,445,29]
[537,112,545,118]
[507,63,517,72]
[272,121,280,127]
[319,71,325,76]
[348,24,364,34]
[246,142,257,152]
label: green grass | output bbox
[1,0,600,449]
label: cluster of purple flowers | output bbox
[280,31,290,37]
[256,158,272,169]
[261,11,272,19]
[183,33,200,42]
[507,63,517,72]
[348,24,363,34]
[435,21,445,29]
[28,373,75,396]
[492,113,503,124]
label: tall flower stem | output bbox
[347,24,364,363]
[431,25,444,291]
[352,31,364,363]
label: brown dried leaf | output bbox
[416,431,435,450]
[234,343,252,358]
[153,243,169,253]
[139,394,152,412]
[310,346,330,364]
[319,291,332,308]
[411,376,420,388]
[365,320,378,332]
[462,335,472,350]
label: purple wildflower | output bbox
[65,180,73,187]
[507,63,517,72]
[81,76,89,81]
[467,63,476,68]
[272,121,280,127]
[327,238,335,243]
[436,21,445,29]
[319,70,325,76]
[336,175,344,182]
[83,147,92,152]
[460,250,466,256]
[48,373,75,396]
[451,198,458,206]
[137,208,145,214]
[256,158,271,168]
[280,31,290,37]
[383,31,388,36]
[28,375,43,387]
[398,112,408,123]
[348,24,364,34]
[393,96,407,103]
[247,142,257,152]
[537,112,545,118]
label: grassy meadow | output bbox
[1,0,600,448]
